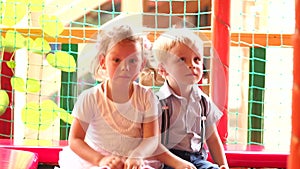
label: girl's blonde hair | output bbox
[90,25,143,81]
[152,28,204,64]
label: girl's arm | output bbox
[129,88,161,159]
[69,118,104,166]
[129,119,160,158]
[124,118,160,168]
[206,125,229,169]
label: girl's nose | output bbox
[121,61,129,71]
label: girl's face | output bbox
[101,39,144,84]
[164,43,203,85]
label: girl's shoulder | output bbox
[76,83,104,101]
[80,83,101,94]
[132,82,158,104]
[133,81,154,94]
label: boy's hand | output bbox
[219,165,229,169]
[124,157,144,169]
[99,155,124,169]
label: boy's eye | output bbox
[194,57,201,63]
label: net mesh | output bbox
[0,0,294,151]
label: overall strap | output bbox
[159,95,208,150]
[199,95,208,151]
[160,98,172,145]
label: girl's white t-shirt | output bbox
[73,80,158,157]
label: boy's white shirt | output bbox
[156,81,223,152]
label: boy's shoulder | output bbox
[154,82,172,101]
[192,85,210,98]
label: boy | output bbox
[152,29,229,169]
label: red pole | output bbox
[212,0,230,143]
[289,0,300,168]
[0,52,14,139]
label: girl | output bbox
[58,25,160,169]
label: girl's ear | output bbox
[99,54,106,69]
[158,63,168,77]
[140,57,147,71]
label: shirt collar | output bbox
[191,84,202,101]
[156,81,174,100]
[157,81,203,102]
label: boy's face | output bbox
[163,43,203,85]
[101,39,143,83]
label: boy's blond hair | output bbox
[152,28,204,63]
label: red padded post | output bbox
[289,0,300,168]
[0,52,14,139]
[212,0,231,143]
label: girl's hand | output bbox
[174,161,196,169]
[124,157,144,169]
[99,155,124,169]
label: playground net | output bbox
[0,0,294,152]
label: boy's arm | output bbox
[154,144,196,169]
[206,125,229,169]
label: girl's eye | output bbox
[129,58,137,63]
[113,58,121,63]
[179,57,185,62]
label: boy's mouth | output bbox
[186,71,198,76]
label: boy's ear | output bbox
[158,63,168,77]
[99,54,106,69]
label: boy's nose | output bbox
[187,61,195,69]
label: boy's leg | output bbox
[162,149,191,169]
[190,154,219,169]
[162,165,173,169]
[163,149,219,169]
